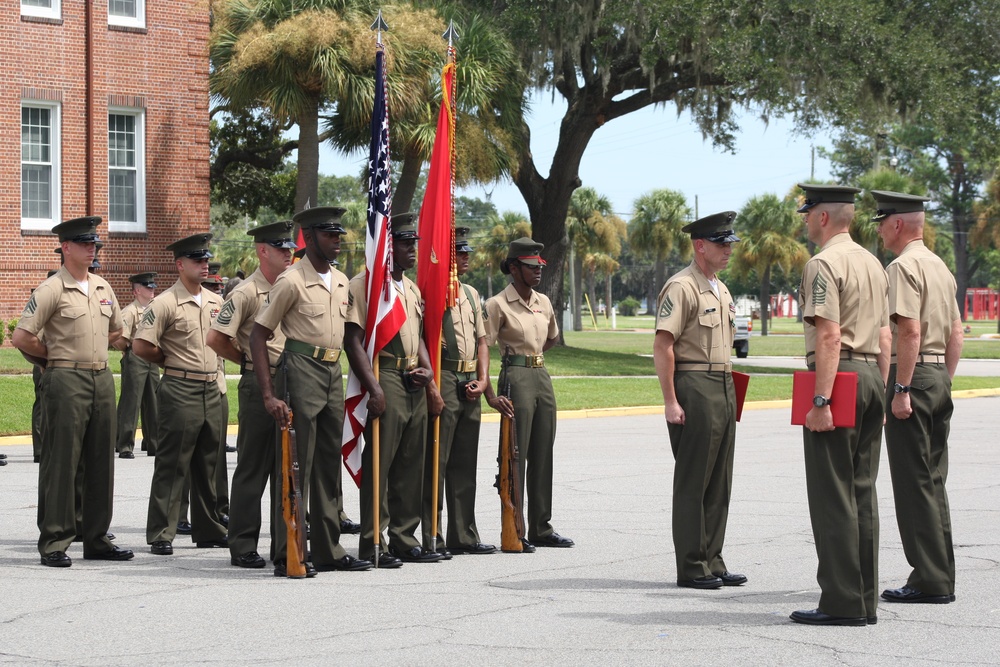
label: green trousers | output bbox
[274,353,346,566]
[422,369,483,550]
[501,365,557,542]
[146,376,226,544]
[115,351,159,454]
[359,369,427,560]
[31,365,43,460]
[885,363,955,595]
[667,371,737,580]
[216,390,230,517]
[37,368,116,556]
[228,369,282,561]
[803,359,883,619]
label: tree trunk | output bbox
[605,273,613,321]
[486,268,493,299]
[586,268,598,324]
[759,264,771,337]
[645,258,667,315]
[294,101,321,213]
[393,146,423,214]
[572,249,583,331]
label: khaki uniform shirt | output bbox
[446,282,486,360]
[212,269,285,367]
[17,267,121,363]
[887,240,961,355]
[120,299,149,345]
[655,262,734,364]
[347,273,423,356]
[485,284,558,356]
[799,233,889,356]
[135,280,222,373]
[256,260,349,349]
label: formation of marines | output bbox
[12,186,963,626]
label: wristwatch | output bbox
[812,395,831,408]
[893,383,911,394]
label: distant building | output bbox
[1,1,210,317]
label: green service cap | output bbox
[128,272,158,288]
[796,183,861,213]
[52,216,101,243]
[166,233,213,260]
[390,212,420,240]
[502,237,546,275]
[681,211,740,243]
[293,206,346,234]
[202,274,224,286]
[870,190,931,221]
[455,226,474,253]
[248,220,297,248]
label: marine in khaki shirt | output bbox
[874,190,963,605]
[13,216,132,566]
[653,212,744,590]
[113,272,160,458]
[790,184,890,627]
[134,233,228,553]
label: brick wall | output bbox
[0,0,210,319]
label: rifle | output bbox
[279,363,307,579]
[494,347,525,552]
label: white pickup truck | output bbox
[733,316,751,358]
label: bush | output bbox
[7,318,18,337]
[617,296,641,316]
[0,319,5,346]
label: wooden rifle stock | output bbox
[495,351,525,552]
[280,410,307,578]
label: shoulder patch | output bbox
[658,294,674,319]
[140,309,156,327]
[812,272,828,306]
[23,294,37,316]
[216,300,235,326]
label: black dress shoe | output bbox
[435,548,453,560]
[881,585,955,604]
[107,532,116,541]
[0,459,7,466]
[225,444,237,453]
[84,545,134,561]
[391,546,443,563]
[0,452,7,458]
[273,559,317,578]
[195,538,228,548]
[519,539,536,553]
[531,532,575,548]
[678,575,724,589]
[340,519,361,535]
[450,543,497,555]
[150,541,173,555]
[367,552,403,569]
[34,455,41,463]
[314,555,373,572]
[220,514,229,527]
[118,451,135,459]
[867,616,877,625]
[176,521,192,535]
[40,551,72,567]
[714,571,748,586]
[231,551,266,568]
[789,609,867,626]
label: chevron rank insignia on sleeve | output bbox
[140,309,156,327]
[216,300,235,326]
[23,294,37,316]
[812,273,828,305]
[658,294,674,319]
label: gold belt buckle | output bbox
[320,348,340,363]
[530,354,544,368]
[461,359,476,373]
[405,356,419,371]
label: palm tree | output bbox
[338,200,368,278]
[210,1,444,214]
[474,210,531,297]
[729,194,810,336]
[628,189,691,315]
[583,252,620,324]
[566,187,625,330]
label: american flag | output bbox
[342,46,407,486]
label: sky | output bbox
[318,91,836,222]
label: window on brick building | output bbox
[108,110,145,232]
[21,103,61,231]
[108,0,144,29]
[21,0,60,20]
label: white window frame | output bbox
[107,0,144,29]
[107,107,146,233]
[21,0,61,21]
[21,101,61,232]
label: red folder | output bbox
[791,371,858,428]
[732,371,749,422]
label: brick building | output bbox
[1,1,210,319]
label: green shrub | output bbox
[617,296,641,316]
[0,319,5,346]
[7,318,18,340]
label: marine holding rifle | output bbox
[483,238,573,551]
[653,212,746,591]
[250,207,372,576]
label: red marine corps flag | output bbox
[341,34,406,486]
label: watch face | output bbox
[813,395,828,408]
